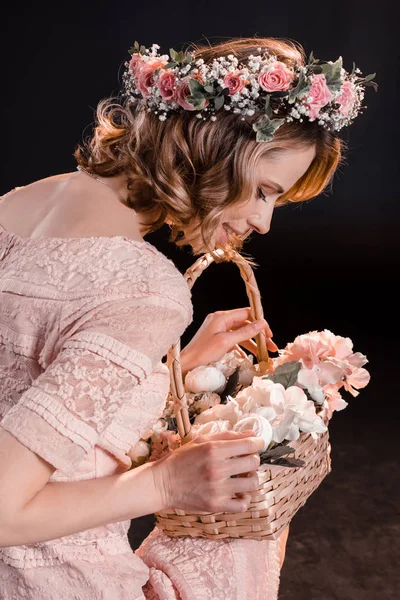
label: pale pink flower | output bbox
[258,61,293,92]
[158,70,178,101]
[223,71,247,95]
[303,74,334,120]
[175,76,209,110]
[274,329,370,403]
[148,430,181,462]
[340,365,371,397]
[129,54,143,76]
[335,80,357,117]
[324,385,348,419]
[136,57,168,98]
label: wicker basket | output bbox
[154,248,332,541]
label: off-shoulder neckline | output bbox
[0,221,154,247]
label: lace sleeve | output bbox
[0,294,192,478]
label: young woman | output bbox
[0,36,374,599]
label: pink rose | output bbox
[175,76,209,110]
[129,53,142,76]
[335,80,357,117]
[158,70,178,101]
[303,74,334,120]
[136,57,167,98]
[258,61,293,92]
[223,71,247,95]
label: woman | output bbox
[0,36,374,599]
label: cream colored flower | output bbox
[194,397,242,426]
[191,419,232,436]
[184,365,227,394]
[127,440,151,465]
[233,415,273,452]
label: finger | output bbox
[215,308,254,331]
[224,473,259,495]
[226,320,270,347]
[207,435,265,458]
[233,343,248,358]
[220,495,251,514]
[197,430,255,443]
[225,453,261,477]
[230,318,273,339]
[255,329,279,352]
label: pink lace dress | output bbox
[0,222,282,599]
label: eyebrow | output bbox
[262,180,285,194]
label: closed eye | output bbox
[257,187,274,202]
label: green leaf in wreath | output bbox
[252,114,286,142]
[204,84,215,94]
[264,94,272,117]
[183,52,194,65]
[214,95,225,110]
[363,72,376,83]
[188,78,207,96]
[321,56,344,93]
[363,80,379,91]
[169,48,178,62]
[288,69,312,104]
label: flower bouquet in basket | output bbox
[128,250,371,540]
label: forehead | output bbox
[257,145,316,188]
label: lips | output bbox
[224,224,251,237]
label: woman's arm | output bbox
[0,457,164,548]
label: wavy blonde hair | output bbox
[74,36,346,264]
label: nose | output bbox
[250,222,270,235]
[247,210,273,235]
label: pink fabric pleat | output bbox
[137,527,282,600]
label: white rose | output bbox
[127,440,151,465]
[233,414,273,452]
[191,419,232,437]
[184,365,227,394]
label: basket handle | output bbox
[167,248,273,445]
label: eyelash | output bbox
[257,188,270,202]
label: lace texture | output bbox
[137,526,282,600]
[0,226,282,599]
[0,231,193,573]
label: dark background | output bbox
[1,1,398,598]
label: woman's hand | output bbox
[179,307,278,376]
[151,429,265,513]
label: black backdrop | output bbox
[1,2,398,598]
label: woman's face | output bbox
[187,143,316,253]
[216,143,317,246]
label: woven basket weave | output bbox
[154,248,332,541]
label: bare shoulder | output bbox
[0,172,144,241]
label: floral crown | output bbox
[122,42,378,142]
